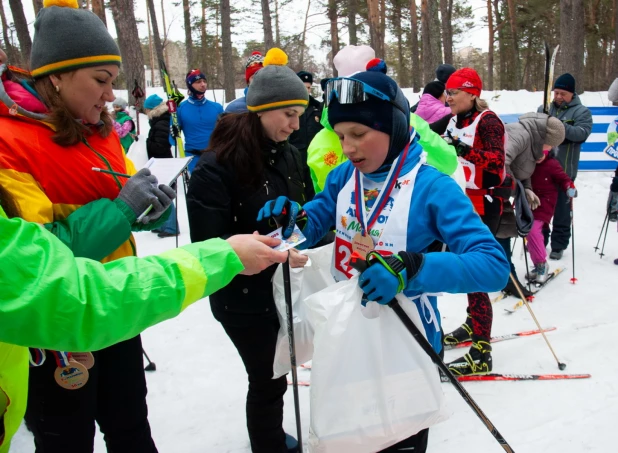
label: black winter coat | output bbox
[289,96,323,157]
[146,103,173,159]
[187,140,315,325]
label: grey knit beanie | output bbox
[246,48,308,113]
[30,0,121,79]
[113,98,128,109]
[544,116,566,147]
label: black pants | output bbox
[25,335,156,453]
[496,236,516,276]
[222,317,288,453]
[379,428,429,452]
[545,186,573,251]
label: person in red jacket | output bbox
[441,68,508,376]
[527,148,576,281]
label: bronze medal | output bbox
[352,232,375,259]
[54,360,89,390]
[71,352,95,369]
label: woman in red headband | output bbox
[441,68,510,376]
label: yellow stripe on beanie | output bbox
[247,99,309,113]
[31,55,122,78]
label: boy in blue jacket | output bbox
[258,61,509,452]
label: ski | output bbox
[444,327,557,351]
[442,373,591,383]
[159,60,185,158]
[505,267,565,314]
[542,44,560,114]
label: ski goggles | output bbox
[325,77,407,115]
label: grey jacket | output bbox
[609,78,618,104]
[537,93,593,179]
[505,112,550,187]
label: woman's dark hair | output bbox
[0,185,21,218]
[205,112,269,187]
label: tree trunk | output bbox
[91,0,106,26]
[274,0,280,47]
[183,0,193,71]
[0,0,20,65]
[493,0,504,89]
[260,0,275,51]
[379,0,386,53]
[348,0,357,45]
[392,1,407,87]
[32,0,43,15]
[328,0,339,76]
[108,0,145,106]
[439,0,453,64]
[367,0,383,58]
[8,0,32,62]
[220,0,235,102]
[486,0,494,90]
[201,0,207,70]
[146,0,165,67]
[559,0,585,93]
[409,0,420,91]
[421,0,441,83]
[506,0,520,88]
[613,0,618,88]
[300,0,311,67]
[146,1,156,86]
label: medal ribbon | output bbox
[354,139,411,236]
[52,351,72,368]
[29,348,46,367]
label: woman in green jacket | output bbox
[0,196,287,453]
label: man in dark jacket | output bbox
[288,71,323,162]
[537,73,593,259]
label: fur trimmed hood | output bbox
[147,102,169,120]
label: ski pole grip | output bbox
[348,252,368,273]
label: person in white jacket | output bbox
[609,78,618,104]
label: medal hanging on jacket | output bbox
[71,352,95,370]
[352,141,411,259]
[53,351,89,390]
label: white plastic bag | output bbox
[272,244,335,379]
[305,278,448,453]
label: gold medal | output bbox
[54,360,89,390]
[352,232,375,259]
[71,352,95,369]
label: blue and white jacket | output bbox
[301,139,510,352]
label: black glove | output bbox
[611,175,618,193]
[445,131,472,157]
[170,124,180,139]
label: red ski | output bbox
[446,373,591,382]
[444,327,557,351]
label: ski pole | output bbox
[348,255,515,452]
[509,273,566,370]
[388,301,515,453]
[143,348,157,372]
[570,198,576,284]
[600,216,610,258]
[273,215,303,451]
[132,79,145,136]
[594,212,609,254]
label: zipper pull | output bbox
[264,181,269,195]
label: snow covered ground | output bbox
[9,91,618,452]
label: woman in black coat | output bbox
[186,49,314,453]
[144,94,173,159]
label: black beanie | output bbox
[328,64,410,169]
[423,81,446,100]
[435,64,456,84]
[553,73,576,93]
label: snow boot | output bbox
[534,261,550,283]
[502,276,533,298]
[448,337,493,376]
[443,315,473,346]
[285,433,299,453]
[549,249,563,260]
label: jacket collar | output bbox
[0,64,48,123]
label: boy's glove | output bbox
[257,196,299,239]
[357,251,424,304]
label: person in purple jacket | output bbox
[527,147,577,282]
[415,81,451,123]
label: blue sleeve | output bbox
[301,163,351,246]
[408,176,510,294]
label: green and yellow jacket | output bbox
[306,107,459,192]
[0,208,243,452]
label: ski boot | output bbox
[549,249,563,260]
[534,261,550,283]
[447,337,492,376]
[526,263,541,282]
[502,276,533,298]
[443,315,473,346]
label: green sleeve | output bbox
[44,198,132,260]
[0,216,244,352]
[411,114,459,176]
[130,204,173,232]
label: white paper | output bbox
[143,157,193,186]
